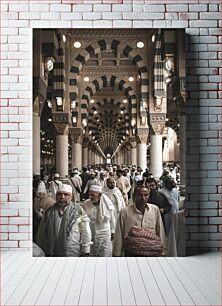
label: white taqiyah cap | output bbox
[57,184,72,194]
[89,185,102,193]
[54,173,60,178]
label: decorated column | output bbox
[179,112,186,188]
[130,137,137,166]
[82,137,89,168]
[136,128,149,172]
[70,127,83,171]
[53,116,70,177]
[150,114,166,179]
[33,113,41,174]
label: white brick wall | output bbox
[1,0,221,254]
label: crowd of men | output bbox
[33,163,184,257]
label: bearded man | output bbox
[37,184,92,257]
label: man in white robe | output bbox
[81,185,116,257]
[49,173,62,201]
[102,177,125,226]
[69,170,82,202]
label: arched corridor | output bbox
[33,28,186,185]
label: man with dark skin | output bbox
[113,186,166,256]
[146,177,172,233]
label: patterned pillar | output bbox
[136,128,149,172]
[69,127,83,171]
[82,137,89,168]
[33,114,41,174]
[150,114,166,179]
[53,122,69,177]
[129,137,137,166]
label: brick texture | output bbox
[0,0,221,254]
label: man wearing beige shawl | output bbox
[113,186,166,257]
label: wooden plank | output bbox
[195,252,220,273]
[1,255,35,304]
[185,256,220,295]
[126,257,150,305]
[175,257,221,305]
[106,258,122,306]
[20,258,56,305]
[117,258,136,305]
[0,251,14,263]
[78,257,96,305]
[137,258,165,306]
[166,257,210,305]
[146,257,180,305]
[93,258,107,305]
[2,251,24,274]
[50,258,77,305]
[64,257,88,306]
[1,253,29,290]
[157,258,195,305]
[4,258,46,305]
[0,251,17,264]
[35,258,67,305]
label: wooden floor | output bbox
[1,251,221,306]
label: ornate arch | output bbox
[69,39,148,104]
[80,75,136,124]
[88,98,128,155]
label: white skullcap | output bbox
[89,185,102,193]
[57,184,72,194]
[73,169,79,174]
[54,173,60,178]
[37,183,47,194]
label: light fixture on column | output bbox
[131,118,136,127]
[44,56,55,73]
[152,35,155,43]
[154,97,163,111]
[82,118,87,127]
[72,111,78,126]
[47,100,52,108]
[55,97,64,111]
[165,56,174,71]
[62,34,66,43]
[71,99,77,109]
[141,117,146,125]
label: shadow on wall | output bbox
[185,33,201,256]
